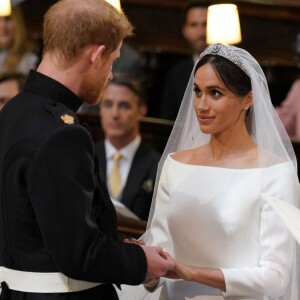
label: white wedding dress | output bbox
[145,154,299,300]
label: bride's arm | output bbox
[164,254,226,292]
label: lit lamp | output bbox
[207,4,242,45]
[105,0,122,13]
[0,0,11,16]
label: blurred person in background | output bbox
[160,0,208,120]
[276,79,300,140]
[0,72,26,110]
[95,73,160,220]
[0,5,38,75]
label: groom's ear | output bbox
[90,45,106,66]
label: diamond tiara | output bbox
[198,43,249,76]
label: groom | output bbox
[0,0,174,299]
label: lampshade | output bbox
[105,0,121,13]
[207,4,242,45]
[0,0,11,16]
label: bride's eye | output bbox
[193,87,202,97]
[211,89,221,97]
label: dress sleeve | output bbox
[27,125,147,285]
[221,166,299,298]
[146,157,172,252]
[143,157,173,292]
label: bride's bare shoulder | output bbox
[170,149,191,163]
[170,147,207,164]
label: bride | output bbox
[119,43,300,300]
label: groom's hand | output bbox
[123,237,145,245]
[141,245,175,280]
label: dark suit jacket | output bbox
[0,70,146,300]
[95,141,161,220]
[160,57,194,120]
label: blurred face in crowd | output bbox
[0,79,20,110]
[100,83,147,147]
[182,7,207,56]
[80,42,122,106]
[0,16,16,49]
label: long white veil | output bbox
[118,44,300,300]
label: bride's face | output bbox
[193,63,248,135]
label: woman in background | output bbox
[0,6,38,75]
[276,79,300,140]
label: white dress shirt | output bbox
[105,135,141,201]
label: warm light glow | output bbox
[207,4,242,45]
[105,0,122,13]
[0,0,11,16]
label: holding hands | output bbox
[124,238,175,289]
[124,238,226,292]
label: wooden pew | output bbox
[117,214,147,239]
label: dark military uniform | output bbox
[0,70,147,299]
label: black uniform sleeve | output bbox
[27,125,147,285]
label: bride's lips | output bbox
[197,114,215,124]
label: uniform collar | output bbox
[24,70,82,113]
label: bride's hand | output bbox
[164,253,194,281]
[163,253,180,279]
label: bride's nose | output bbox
[195,95,209,111]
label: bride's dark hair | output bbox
[195,54,251,96]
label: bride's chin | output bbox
[199,125,213,134]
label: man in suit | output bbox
[0,1,174,299]
[160,0,208,120]
[95,73,161,221]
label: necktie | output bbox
[109,152,123,199]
